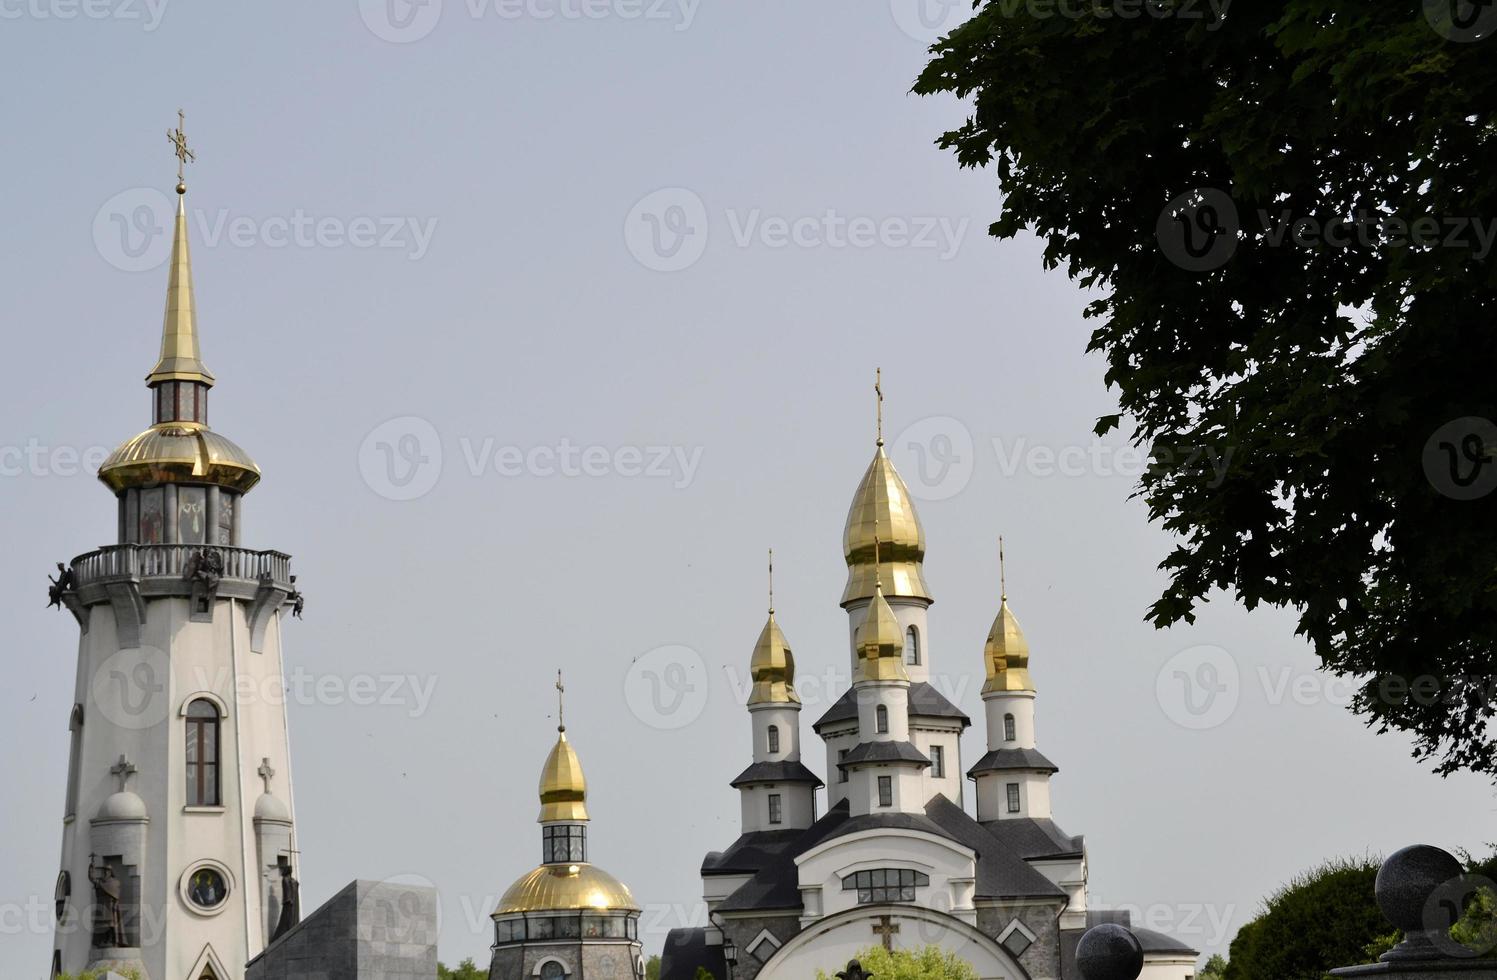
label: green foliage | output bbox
[915,0,1497,776]
[1199,953,1227,980]
[695,967,717,980]
[438,958,488,980]
[647,954,662,980]
[1222,857,1386,980]
[815,945,980,980]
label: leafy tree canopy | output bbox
[439,958,488,980]
[916,2,1497,776]
[815,945,980,980]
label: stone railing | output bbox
[71,544,293,592]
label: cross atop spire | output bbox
[767,548,775,615]
[110,754,138,794]
[257,758,276,794]
[556,669,566,733]
[874,367,884,448]
[167,108,195,193]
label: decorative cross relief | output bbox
[109,754,138,793]
[871,914,900,951]
[257,758,276,794]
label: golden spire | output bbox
[147,110,214,387]
[855,522,908,682]
[538,673,589,823]
[982,538,1033,694]
[749,549,799,705]
[842,370,930,605]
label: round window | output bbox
[187,867,228,909]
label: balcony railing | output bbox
[71,544,292,592]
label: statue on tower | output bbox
[87,856,125,949]
[272,860,301,941]
[47,562,76,609]
[184,547,224,612]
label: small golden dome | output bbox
[842,447,931,606]
[748,613,799,705]
[538,731,589,823]
[98,423,261,494]
[982,597,1033,694]
[856,586,909,682]
[495,863,639,914]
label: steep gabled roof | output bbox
[811,682,971,732]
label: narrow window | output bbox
[185,699,221,806]
[767,725,780,754]
[65,705,84,819]
[930,744,944,779]
[878,775,893,807]
[875,704,889,734]
[838,749,849,783]
[768,793,782,825]
[905,626,920,665]
[540,961,568,980]
[1004,713,1016,742]
[1006,782,1021,813]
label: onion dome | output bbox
[842,446,931,607]
[856,581,909,683]
[748,612,799,705]
[539,730,589,823]
[982,596,1033,694]
[496,863,639,914]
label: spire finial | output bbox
[999,536,1007,602]
[768,548,775,615]
[167,108,194,194]
[556,669,566,733]
[874,367,884,448]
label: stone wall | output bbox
[719,914,805,980]
[245,879,439,980]
[975,902,1063,980]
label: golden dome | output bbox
[538,730,589,823]
[496,862,639,914]
[856,585,909,682]
[748,613,799,705]
[982,597,1033,694]
[842,447,931,606]
[98,423,261,494]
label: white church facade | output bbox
[659,420,1198,980]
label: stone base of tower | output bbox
[86,948,152,980]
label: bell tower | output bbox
[49,115,301,980]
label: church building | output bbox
[659,409,1198,980]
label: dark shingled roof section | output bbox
[839,740,931,769]
[730,760,825,788]
[1132,927,1199,956]
[715,800,854,913]
[812,682,971,731]
[660,927,726,980]
[967,747,1060,776]
[923,795,1068,901]
[701,829,806,876]
[979,817,1084,860]
[816,808,965,849]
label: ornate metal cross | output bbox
[258,757,276,793]
[871,914,900,951]
[109,754,138,793]
[167,108,195,184]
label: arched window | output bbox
[767,725,780,754]
[875,704,889,734]
[540,960,569,980]
[1003,713,1016,742]
[186,699,221,806]
[904,626,920,665]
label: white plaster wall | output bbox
[795,829,976,922]
[983,691,1036,750]
[843,599,931,685]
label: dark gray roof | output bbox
[980,817,1084,859]
[715,801,855,912]
[967,747,1059,776]
[816,808,964,849]
[812,682,971,731]
[730,760,825,788]
[923,795,1068,901]
[839,741,931,769]
[1132,927,1199,956]
[701,830,806,875]
[660,928,726,980]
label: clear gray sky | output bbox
[2,2,1491,975]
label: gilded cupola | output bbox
[841,371,931,606]
[749,550,799,705]
[854,530,910,683]
[982,543,1033,693]
[539,730,590,824]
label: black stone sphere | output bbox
[1376,844,1464,933]
[1076,924,1144,980]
